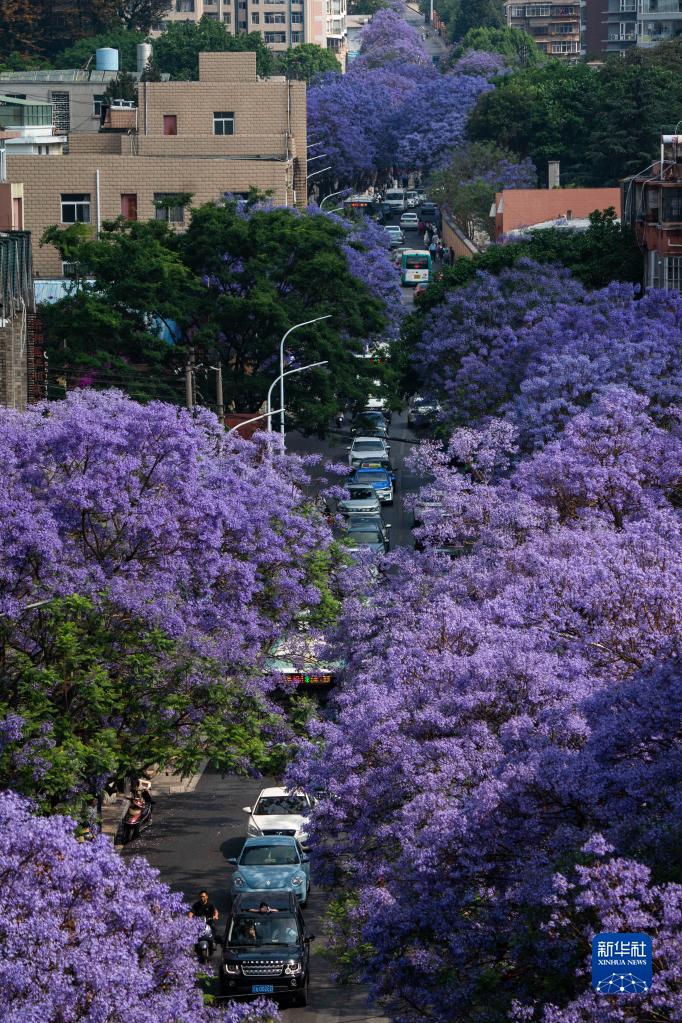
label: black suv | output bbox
[221,890,314,1006]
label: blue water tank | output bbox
[96,48,119,72]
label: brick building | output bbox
[622,133,682,291]
[492,186,621,237]
[5,52,307,279]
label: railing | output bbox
[640,0,682,12]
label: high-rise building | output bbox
[637,0,682,48]
[156,0,344,56]
[505,0,581,59]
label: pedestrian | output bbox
[442,246,451,267]
[429,239,438,261]
[449,246,455,264]
[436,240,443,261]
[418,219,425,234]
[423,230,430,247]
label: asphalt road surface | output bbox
[124,768,388,1023]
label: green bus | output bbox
[400,249,432,286]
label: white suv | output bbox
[348,435,391,468]
[243,787,313,845]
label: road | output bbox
[124,768,388,1023]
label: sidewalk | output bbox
[101,760,208,839]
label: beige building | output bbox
[156,0,343,56]
[505,1,581,59]
[5,52,307,278]
[0,68,124,137]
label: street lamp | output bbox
[266,360,329,444]
[320,188,349,210]
[273,315,332,440]
[306,166,332,182]
[228,409,284,436]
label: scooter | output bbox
[196,921,217,963]
[335,411,345,427]
[121,780,153,845]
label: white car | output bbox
[400,212,420,229]
[338,483,382,518]
[243,787,313,845]
[384,225,404,248]
[348,435,391,468]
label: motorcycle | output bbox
[335,411,345,427]
[196,920,217,963]
[121,780,153,845]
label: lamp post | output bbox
[228,409,284,436]
[274,315,331,440]
[267,360,329,444]
[320,188,349,210]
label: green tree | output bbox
[152,17,275,80]
[457,25,544,65]
[348,0,388,12]
[0,596,281,819]
[41,218,193,400]
[104,67,138,101]
[54,28,147,71]
[451,0,505,41]
[177,199,389,430]
[277,43,341,82]
[431,141,536,241]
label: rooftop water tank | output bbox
[96,48,119,73]
[137,43,152,75]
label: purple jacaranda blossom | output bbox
[0,790,264,1023]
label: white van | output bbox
[384,188,406,212]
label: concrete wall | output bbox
[0,310,28,410]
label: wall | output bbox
[441,210,479,260]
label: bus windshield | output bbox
[405,255,429,269]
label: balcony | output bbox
[640,0,682,12]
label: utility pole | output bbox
[211,364,224,424]
[185,351,195,410]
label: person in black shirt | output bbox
[189,890,218,924]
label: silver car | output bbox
[338,484,382,518]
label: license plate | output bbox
[252,984,274,993]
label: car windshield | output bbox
[254,795,308,815]
[354,440,382,450]
[347,488,375,500]
[356,471,388,483]
[240,844,299,866]
[348,527,380,543]
[229,913,300,947]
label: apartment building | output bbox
[157,0,339,55]
[638,0,682,48]
[622,133,682,291]
[0,96,66,156]
[0,69,124,137]
[505,0,581,58]
[4,52,307,278]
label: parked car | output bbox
[408,396,443,429]
[399,212,420,230]
[348,435,391,468]
[348,466,394,504]
[337,484,382,518]
[228,836,310,905]
[344,515,391,554]
[242,787,313,846]
[220,890,313,1005]
[384,224,404,248]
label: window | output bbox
[666,256,682,291]
[291,11,303,20]
[213,111,234,135]
[163,114,177,135]
[121,193,138,221]
[238,1,246,7]
[154,193,185,223]
[264,31,287,41]
[525,3,551,13]
[92,93,105,117]
[265,11,285,20]
[61,193,91,223]
[290,30,302,41]
[510,4,525,13]
[62,261,79,279]
[551,39,578,50]
[50,91,70,133]
[176,0,194,9]
[223,10,231,19]
[205,0,217,4]
[252,11,260,20]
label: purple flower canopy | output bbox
[0,389,331,670]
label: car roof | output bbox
[354,436,385,443]
[256,786,304,799]
[354,467,390,478]
[242,835,298,847]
